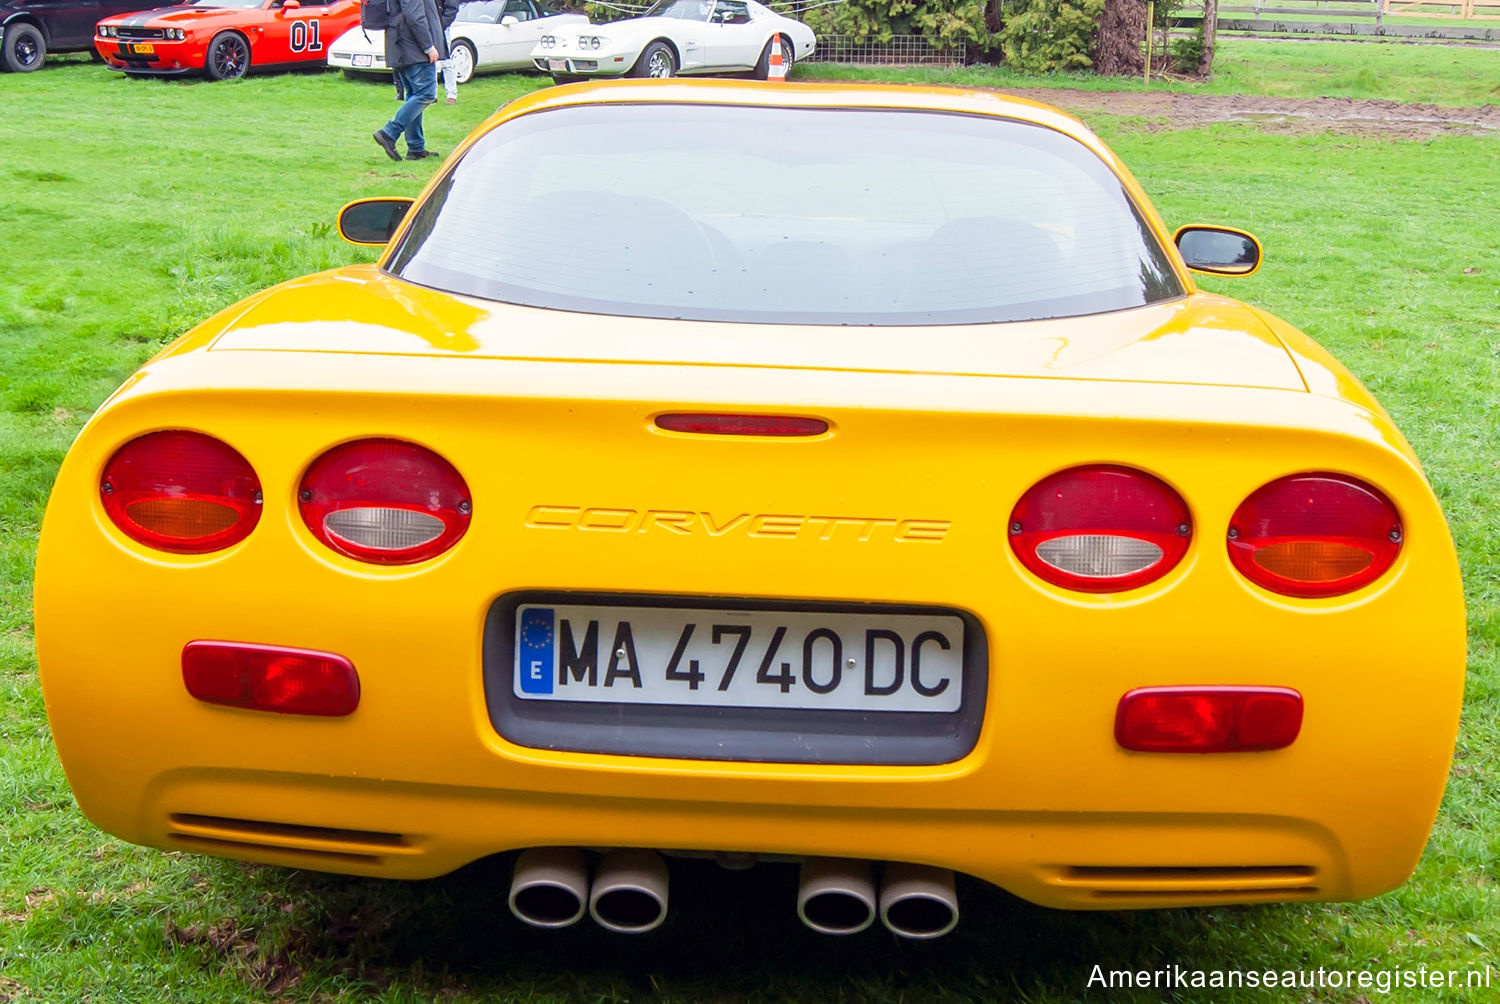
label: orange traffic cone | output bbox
[767,32,787,82]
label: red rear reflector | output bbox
[1116,686,1303,753]
[654,413,829,437]
[182,642,359,717]
[1009,466,1190,593]
[1228,473,1400,598]
[101,431,261,553]
[299,438,471,564]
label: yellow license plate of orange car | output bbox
[132,43,155,54]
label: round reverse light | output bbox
[1009,465,1191,593]
[299,438,471,564]
[101,431,262,554]
[1228,473,1401,598]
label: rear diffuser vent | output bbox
[167,813,414,865]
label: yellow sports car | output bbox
[36,80,1465,940]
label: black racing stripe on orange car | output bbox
[119,8,181,28]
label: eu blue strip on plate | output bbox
[518,607,555,695]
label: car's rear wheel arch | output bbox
[754,32,793,79]
[450,37,476,84]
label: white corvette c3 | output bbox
[531,0,815,82]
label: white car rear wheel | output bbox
[451,39,476,85]
[755,34,793,81]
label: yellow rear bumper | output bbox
[36,347,1465,910]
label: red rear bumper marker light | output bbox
[1116,686,1303,753]
[654,413,829,437]
[1228,473,1401,598]
[183,642,360,717]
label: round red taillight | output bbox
[1009,465,1191,593]
[299,438,471,565]
[100,431,261,554]
[1228,473,1401,598]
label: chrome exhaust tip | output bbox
[878,862,959,940]
[589,848,669,934]
[508,847,589,929]
[797,857,876,935]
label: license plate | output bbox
[514,603,963,713]
[546,58,567,71]
[132,43,155,55]
[353,53,373,67]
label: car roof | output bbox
[471,79,1109,163]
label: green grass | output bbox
[797,37,1500,106]
[3,48,1500,1003]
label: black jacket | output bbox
[440,0,460,30]
[384,0,449,69]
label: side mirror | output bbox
[282,0,301,9]
[500,14,518,24]
[1173,225,1262,277]
[338,197,415,247]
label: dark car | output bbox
[1,0,175,70]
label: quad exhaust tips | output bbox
[510,848,953,939]
[797,858,877,934]
[879,862,959,940]
[589,848,670,933]
[509,847,590,929]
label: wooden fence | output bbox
[1174,0,1500,40]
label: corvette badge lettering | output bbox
[526,505,949,543]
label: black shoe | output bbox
[406,149,441,161]
[372,130,400,161]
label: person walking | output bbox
[372,0,449,162]
[438,0,460,105]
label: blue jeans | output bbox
[380,61,437,153]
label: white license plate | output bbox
[352,53,373,67]
[546,58,567,71]
[514,603,963,713]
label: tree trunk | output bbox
[1197,0,1218,76]
[1093,0,1148,77]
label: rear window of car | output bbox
[386,104,1185,326]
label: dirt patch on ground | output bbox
[991,88,1500,138]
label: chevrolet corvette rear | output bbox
[35,81,1464,936]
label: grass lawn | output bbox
[799,36,1500,106]
[2,46,1499,1003]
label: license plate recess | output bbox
[484,591,987,765]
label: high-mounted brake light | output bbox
[654,413,830,437]
[1228,473,1401,598]
[100,431,261,554]
[299,438,471,564]
[183,641,359,716]
[1116,686,1303,753]
[1009,466,1191,593]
